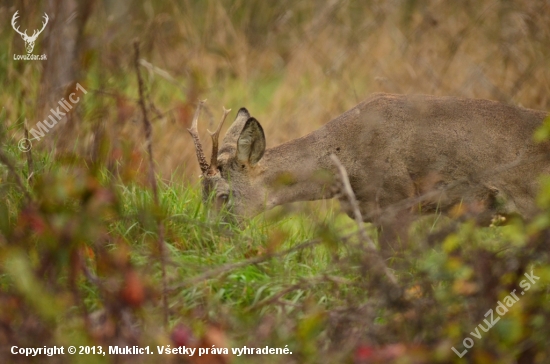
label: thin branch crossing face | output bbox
[187,93,550,229]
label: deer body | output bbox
[189,93,549,225]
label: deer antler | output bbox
[187,100,209,174]
[188,101,232,176]
[28,13,48,40]
[208,107,231,174]
[11,11,28,38]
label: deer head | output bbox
[187,93,550,229]
[187,101,267,219]
[12,11,49,54]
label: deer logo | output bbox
[11,11,49,54]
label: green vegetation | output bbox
[1,0,550,363]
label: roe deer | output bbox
[187,93,549,229]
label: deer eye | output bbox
[218,165,223,173]
[217,194,229,204]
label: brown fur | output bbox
[196,93,550,226]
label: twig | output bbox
[139,59,185,89]
[330,154,400,289]
[82,261,102,287]
[248,274,353,311]
[133,40,169,327]
[249,279,312,311]
[0,149,32,202]
[24,119,34,185]
[330,154,371,246]
[168,237,327,291]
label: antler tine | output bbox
[11,11,27,37]
[208,107,231,173]
[28,13,49,40]
[187,99,209,174]
[39,13,49,32]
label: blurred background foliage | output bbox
[0,0,550,363]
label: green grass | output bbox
[2,131,550,363]
[2,1,550,361]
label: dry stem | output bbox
[0,149,32,202]
[330,154,400,291]
[24,119,34,184]
[133,40,168,327]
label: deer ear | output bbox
[236,118,266,166]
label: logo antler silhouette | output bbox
[11,11,49,54]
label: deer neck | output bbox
[259,130,336,209]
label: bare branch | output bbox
[330,154,371,245]
[133,40,169,328]
[168,237,326,291]
[24,119,34,185]
[330,154,400,289]
[0,149,32,202]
